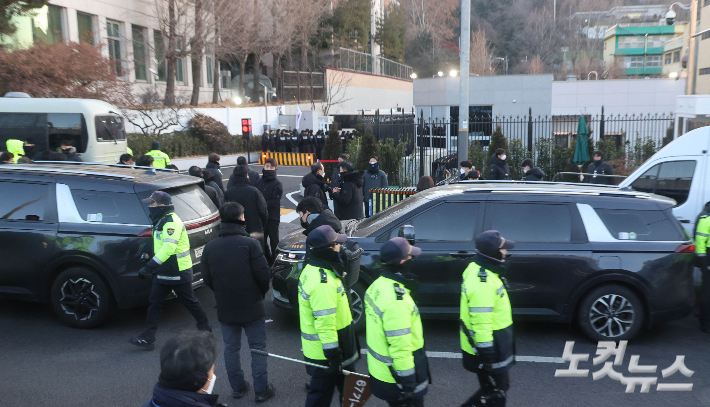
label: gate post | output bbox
[527,107,533,152]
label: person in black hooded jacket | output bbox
[204,153,225,192]
[296,197,342,236]
[586,150,615,185]
[521,158,545,181]
[331,162,364,220]
[302,162,330,207]
[256,158,283,262]
[488,148,511,180]
[225,165,268,252]
[189,166,221,209]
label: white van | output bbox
[0,97,128,164]
[619,126,709,236]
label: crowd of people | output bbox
[259,129,355,160]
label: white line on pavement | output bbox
[359,349,564,363]
[286,190,300,207]
[281,211,300,223]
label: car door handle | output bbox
[680,219,690,224]
[450,252,475,258]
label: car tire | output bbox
[577,284,644,342]
[50,267,112,329]
[349,282,367,332]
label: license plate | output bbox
[193,245,205,259]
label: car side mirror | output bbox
[398,224,415,245]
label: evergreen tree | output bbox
[488,125,509,159]
[322,122,342,180]
[356,126,380,171]
[375,4,407,62]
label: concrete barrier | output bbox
[259,152,315,166]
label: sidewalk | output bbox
[171,152,261,170]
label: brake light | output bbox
[675,244,695,253]
[186,214,221,230]
[137,228,152,237]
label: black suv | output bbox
[272,182,695,341]
[0,164,220,328]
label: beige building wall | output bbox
[696,3,710,94]
[325,68,413,114]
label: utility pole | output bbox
[458,0,471,165]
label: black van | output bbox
[0,163,220,328]
[272,182,695,341]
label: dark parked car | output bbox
[272,182,695,341]
[0,163,220,328]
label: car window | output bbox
[354,193,429,237]
[72,190,148,225]
[95,115,127,141]
[163,184,216,222]
[630,160,695,206]
[487,203,572,243]
[0,182,49,221]
[394,202,479,241]
[595,208,686,241]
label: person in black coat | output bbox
[228,157,260,189]
[296,197,342,235]
[268,130,275,152]
[521,158,545,181]
[329,154,348,217]
[255,158,283,263]
[275,130,284,152]
[315,130,325,160]
[189,166,221,209]
[289,130,300,153]
[204,153,225,192]
[225,165,268,251]
[261,131,269,153]
[331,162,364,220]
[302,162,330,207]
[201,203,275,402]
[586,150,615,185]
[202,170,225,204]
[340,131,347,153]
[488,148,511,180]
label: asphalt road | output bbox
[2,165,710,407]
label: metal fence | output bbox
[363,108,674,187]
[337,48,413,81]
[281,71,324,103]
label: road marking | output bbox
[359,349,563,363]
[280,208,295,215]
[286,190,300,207]
[280,205,300,223]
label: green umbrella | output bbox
[573,116,590,166]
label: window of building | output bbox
[0,182,49,221]
[154,31,167,82]
[673,50,681,63]
[394,202,479,241]
[630,160,696,206]
[487,203,573,243]
[646,55,662,68]
[646,35,672,48]
[77,12,94,45]
[624,56,644,68]
[106,20,122,75]
[618,36,646,49]
[700,68,710,75]
[132,25,148,81]
[206,56,214,85]
[32,5,64,44]
[665,53,672,65]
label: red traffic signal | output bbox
[241,118,252,140]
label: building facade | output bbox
[603,24,687,77]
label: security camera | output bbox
[666,9,676,26]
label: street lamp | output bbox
[410,73,418,79]
[450,70,458,77]
[233,96,243,105]
[669,71,679,79]
[437,71,444,77]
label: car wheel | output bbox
[50,267,112,329]
[349,282,366,332]
[577,284,644,342]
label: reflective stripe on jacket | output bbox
[152,211,192,284]
[460,260,514,372]
[365,272,428,393]
[145,150,171,168]
[298,263,357,364]
[697,216,710,256]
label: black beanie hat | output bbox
[151,141,160,150]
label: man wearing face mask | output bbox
[296,197,342,237]
[487,149,510,181]
[256,158,283,263]
[459,230,515,407]
[60,139,83,162]
[366,237,429,407]
[521,158,545,181]
[363,156,388,218]
[303,163,330,207]
[141,331,227,407]
[299,225,360,407]
[586,150,615,185]
[129,191,211,350]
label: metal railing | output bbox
[337,48,413,81]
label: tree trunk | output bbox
[252,52,261,103]
[238,57,246,98]
[271,53,280,103]
[190,0,203,106]
[164,0,177,106]
[300,43,308,71]
[212,59,220,104]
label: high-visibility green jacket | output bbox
[365,271,428,395]
[127,147,133,156]
[298,258,358,366]
[145,150,171,168]
[148,210,193,285]
[6,139,24,163]
[460,254,514,373]
[696,215,710,257]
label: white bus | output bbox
[0,96,128,163]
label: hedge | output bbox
[128,131,262,158]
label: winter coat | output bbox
[362,168,388,202]
[587,160,615,185]
[140,384,222,407]
[227,165,260,189]
[62,147,83,162]
[303,209,343,236]
[488,155,511,180]
[523,167,545,181]
[256,170,283,221]
[224,177,268,248]
[204,185,221,209]
[261,133,269,152]
[204,162,225,191]
[201,223,270,325]
[332,171,364,220]
[302,171,329,207]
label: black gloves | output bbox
[399,373,417,394]
[323,348,343,375]
[476,346,497,371]
[138,266,153,280]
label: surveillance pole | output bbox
[458,0,471,165]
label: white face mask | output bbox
[202,373,216,394]
[500,155,507,161]
[460,168,466,174]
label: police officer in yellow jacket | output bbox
[6,139,24,163]
[145,141,171,169]
[460,230,515,407]
[366,237,429,407]
[299,225,359,407]
[129,191,210,350]
[696,201,710,333]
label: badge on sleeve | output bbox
[167,228,175,235]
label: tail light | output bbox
[137,228,152,237]
[675,244,695,253]
[186,214,221,231]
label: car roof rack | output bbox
[0,164,135,179]
[31,161,179,172]
[460,181,652,199]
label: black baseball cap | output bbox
[475,230,515,255]
[307,225,347,249]
[380,237,422,265]
[141,190,172,205]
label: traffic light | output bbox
[241,118,252,140]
